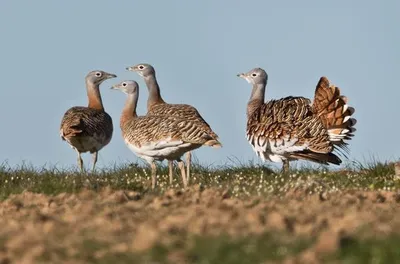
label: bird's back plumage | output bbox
[246,96,340,164]
[148,103,220,140]
[122,114,220,154]
[60,106,113,153]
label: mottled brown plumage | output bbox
[126,63,220,183]
[60,107,113,152]
[60,70,116,171]
[238,68,356,172]
[147,103,218,139]
[112,80,220,189]
[122,115,219,150]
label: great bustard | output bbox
[126,63,221,185]
[60,70,116,172]
[237,68,356,173]
[111,80,221,189]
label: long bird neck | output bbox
[247,82,266,118]
[86,81,104,111]
[120,92,138,129]
[144,74,166,111]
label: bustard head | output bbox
[237,68,268,85]
[126,63,155,78]
[86,70,117,85]
[111,80,139,95]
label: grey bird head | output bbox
[237,68,268,85]
[111,80,139,95]
[86,70,117,85]
[125,63,155,78]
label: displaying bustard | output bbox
[237,68,356,172]
[111,80,221,189]
[60,70,116,172]
[126,63,221,185]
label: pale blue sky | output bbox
[0,0,398,169]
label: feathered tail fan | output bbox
[312,77,357,157]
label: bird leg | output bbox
[168,160,174,185]
[282,160,290,174]
[76,150,84,173]
[91,151,98,172]
[186,151,191,185]
[178,160,188,188]
[151,162,157,189]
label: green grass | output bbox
[36,233,312,264]
[185,233,311,264]
[331,235,400,264]
[0,160,398,200]
[32,232,400,264]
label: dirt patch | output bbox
[0,185,399,263]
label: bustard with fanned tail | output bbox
[237,68,356,173]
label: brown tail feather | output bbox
[290,151,342,165]
[312,77,356,147]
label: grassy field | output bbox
[0,160,399,263]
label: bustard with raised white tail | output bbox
[111,80,221,189]
[60,70,116,172]
[237,68,356,172]
[126,63,221,184]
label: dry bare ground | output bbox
[0,161,399,263]
[0,184,399,263]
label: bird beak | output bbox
[106,73,117,79]
[110,84,117,90]
[237,73,246,79]
[237,72,252,84]
[126,66,134,71]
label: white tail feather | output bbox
[342,104,348,113]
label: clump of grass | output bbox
[25,230,400,264]
[36,232,311,264]
[185,233,311,264]
[328,235,400,264]
[0,159,399,200]
[0,162,149,200]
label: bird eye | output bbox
[138,65,144,70]
[95,72,102,77]
[122,82,127,87]
[251,73,257,77]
